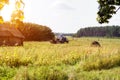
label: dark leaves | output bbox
[97,0,120,24]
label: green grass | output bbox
[0,37,120,80]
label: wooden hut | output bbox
[0,25,25,46]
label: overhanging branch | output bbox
[116,7,120,12]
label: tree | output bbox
[0,0,24,27]
[11,0,25,28]
[0,0,9,23]
[97,0,120,24]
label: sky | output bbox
[1,0,120,33]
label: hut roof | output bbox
[0,25,25,39]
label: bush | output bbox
[18,22,55,41]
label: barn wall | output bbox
[0,37,9,46]
[0,37,23,46]
[9,37,23,46]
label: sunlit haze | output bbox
[1,0,120,33]
[1,0,15,21]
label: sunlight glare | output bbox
[1,0,31,22]
[1,0,15,21]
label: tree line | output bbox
[76,26,120,37]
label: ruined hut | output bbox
[0,25,25,46]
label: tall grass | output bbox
[0,37,120,79]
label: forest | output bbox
[76,25,120,37]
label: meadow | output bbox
[0,37,120,80]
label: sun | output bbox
[1,0,31,22]
[1,0,15,21]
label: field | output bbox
[0,37,120,80]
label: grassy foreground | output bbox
[0,37,120,80]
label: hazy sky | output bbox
[2,0,120,33]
